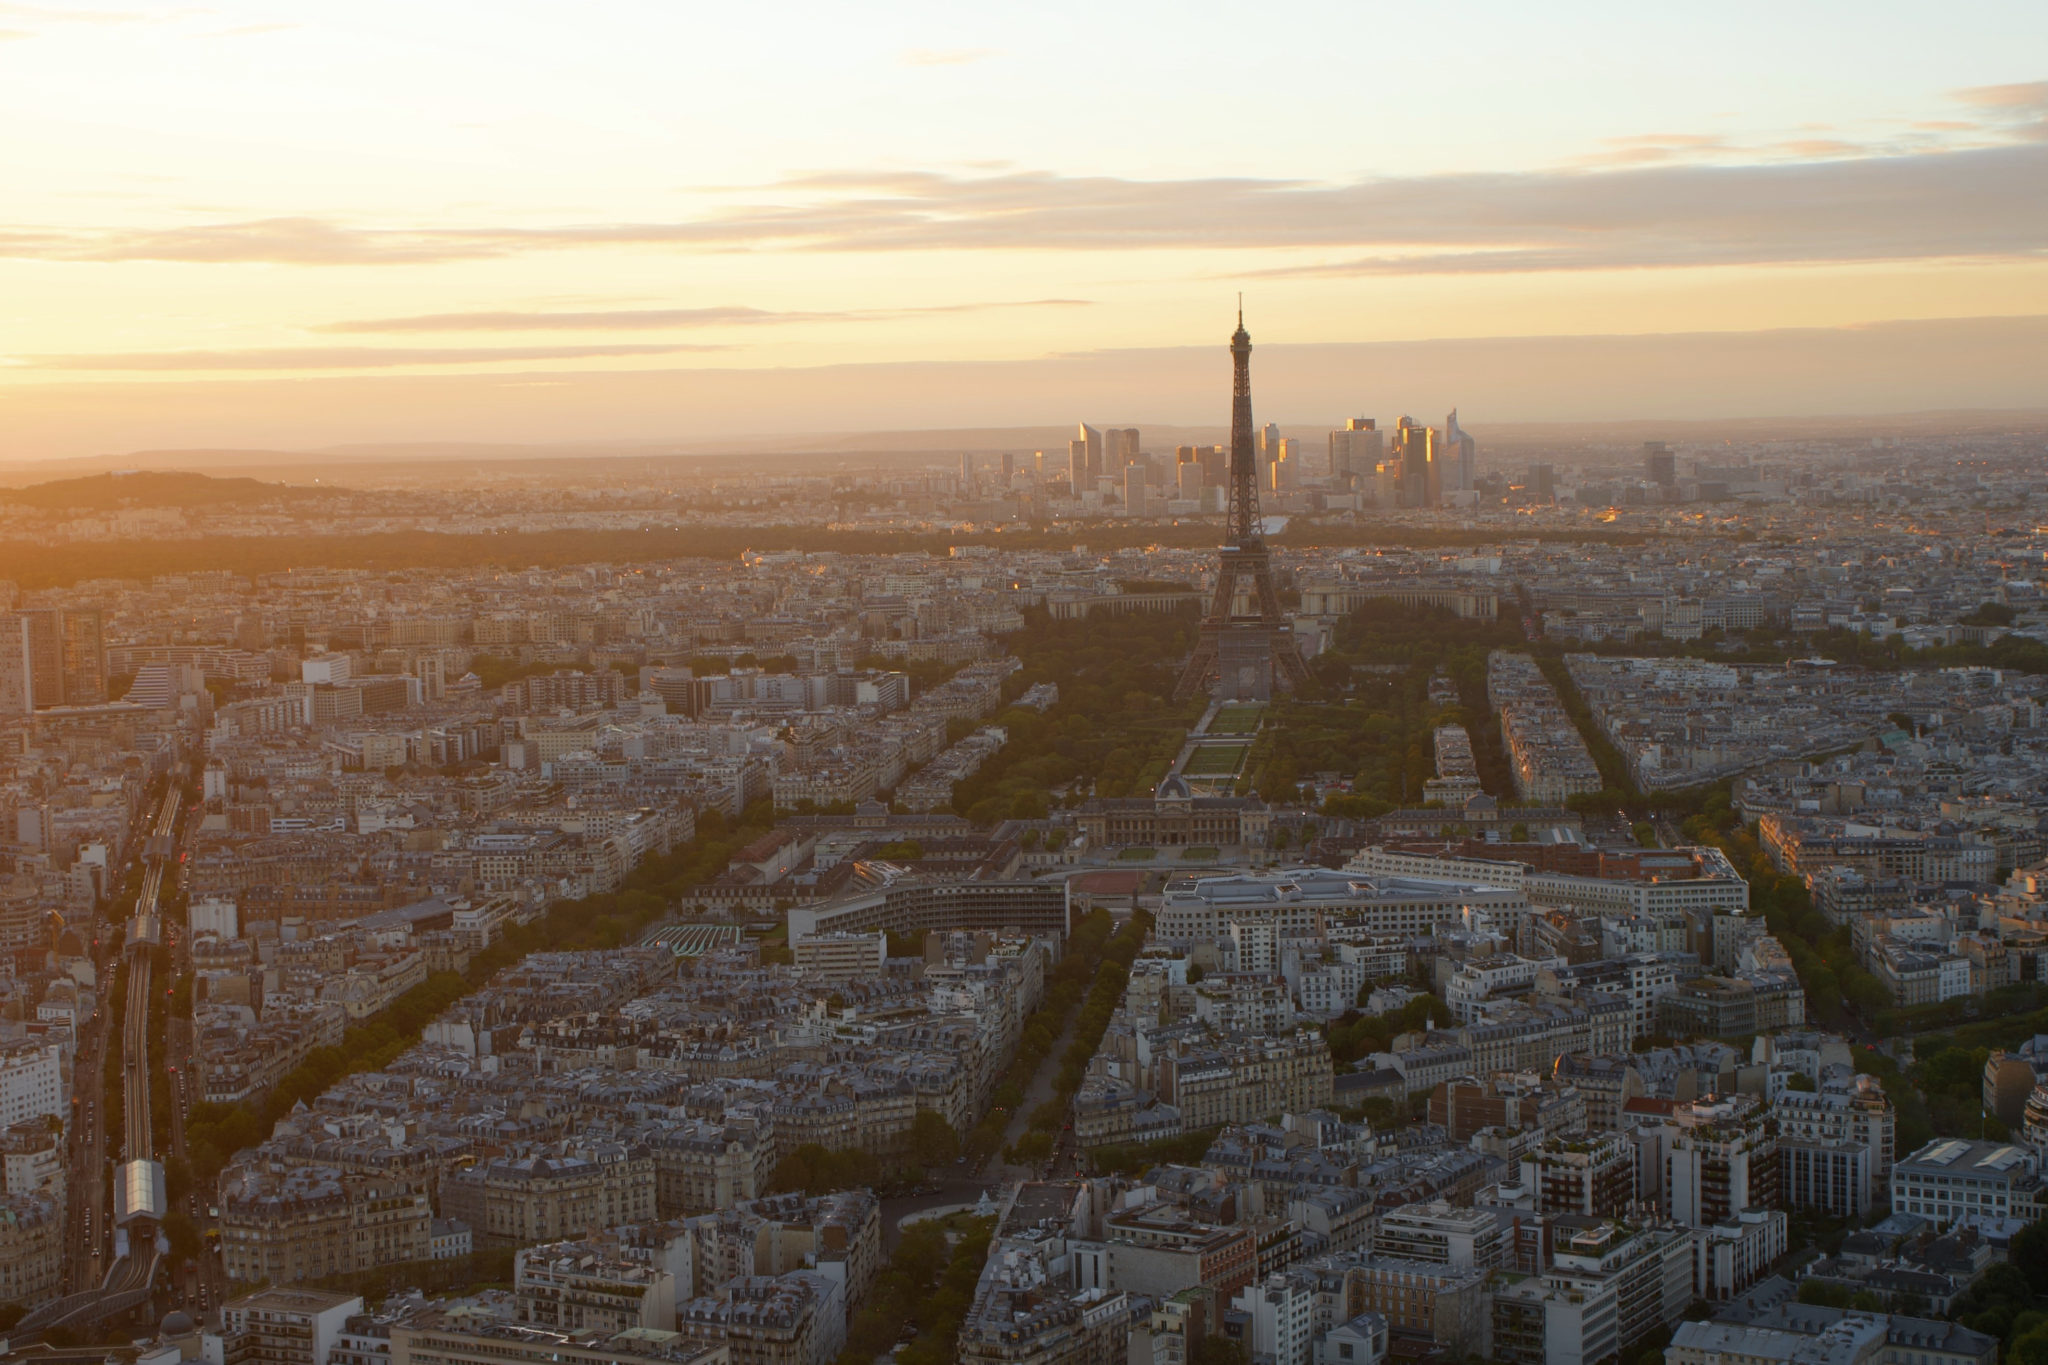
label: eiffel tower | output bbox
[1173,307,1313,700]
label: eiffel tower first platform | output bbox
[1173,309,1314,701]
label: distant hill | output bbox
[0,470,331,510]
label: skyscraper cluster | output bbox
[1328,408,1478,509]
[1061,422,1251,514]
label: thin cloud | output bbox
[1769,138,1866,159]
[70,217,480,265]
[1569,133,1734,168]
[11,343,726,371]
[4,131,2046,274]
[318,298,1091,333]
[1952,80,2048,111]
[900,47,994,66]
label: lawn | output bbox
[1181,846,1220,861]
[1210,704,1264,735]
[1183,743,1248,776]
[1117,847,1158,861]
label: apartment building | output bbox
[219,1165,432,1285]
[442,1146,658,1248]
[1774,1073,1895,1218]
[0,1192,61,1307]
[220,1289,366,1365]
[514,1243,678,1334]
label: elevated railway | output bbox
[18,784,181,1337]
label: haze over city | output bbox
[3,8,2048,1365]
[3,1,2047,457]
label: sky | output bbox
[2,0,2046,457]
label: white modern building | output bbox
[0,1044,64,1128]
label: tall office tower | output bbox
[1327,418,1379,483]
[19,609,62,709]
[1392,416,1439,507]
[0,615,33,715]
[60,609,106,705]
[1076,423,1103,480]
[1644,441,1676,487]
[1257,422,1281,486]
[1444,408,1476,493]
[1173,309,1313,701]
[1106,427,1141,466]
[1067,438,1090,489]
[1529,464,1557,503]
[1032,450,1045,481]
[1122,463,1148,517]
[1372,461,1399,506]
[1000,452,1015,481]
[1176,459,1202,500]
[1200,445,1228,488]
[1270,437,1300,490]
[959,452,974,487]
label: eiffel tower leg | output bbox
[1174,633,1219,700]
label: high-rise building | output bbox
[18,611,61,711]
[1664,1095,1779,1228]
[1445,409,1476,494]
[1107,427,1141,466]
[1328,418,1380,483]
[959,452,974,487]
[1270,437,1300,491]
[1392,416,1438,507]
[61,609,106,704]
[1076,423,1103,480]
[0,616,33,715]
[1123,463,1149,517]
[1067,439,1089,489]
[1529,464,1557,503]
[1644,441,1676,487]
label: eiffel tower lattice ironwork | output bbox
[1173,307,1313,700]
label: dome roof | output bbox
[1155,774,1192,801]
[162,1311,197,1337]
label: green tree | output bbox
[2011,1218,2048,1295]
[1006,1131,1053,1164]
[910,1111,960,1170]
